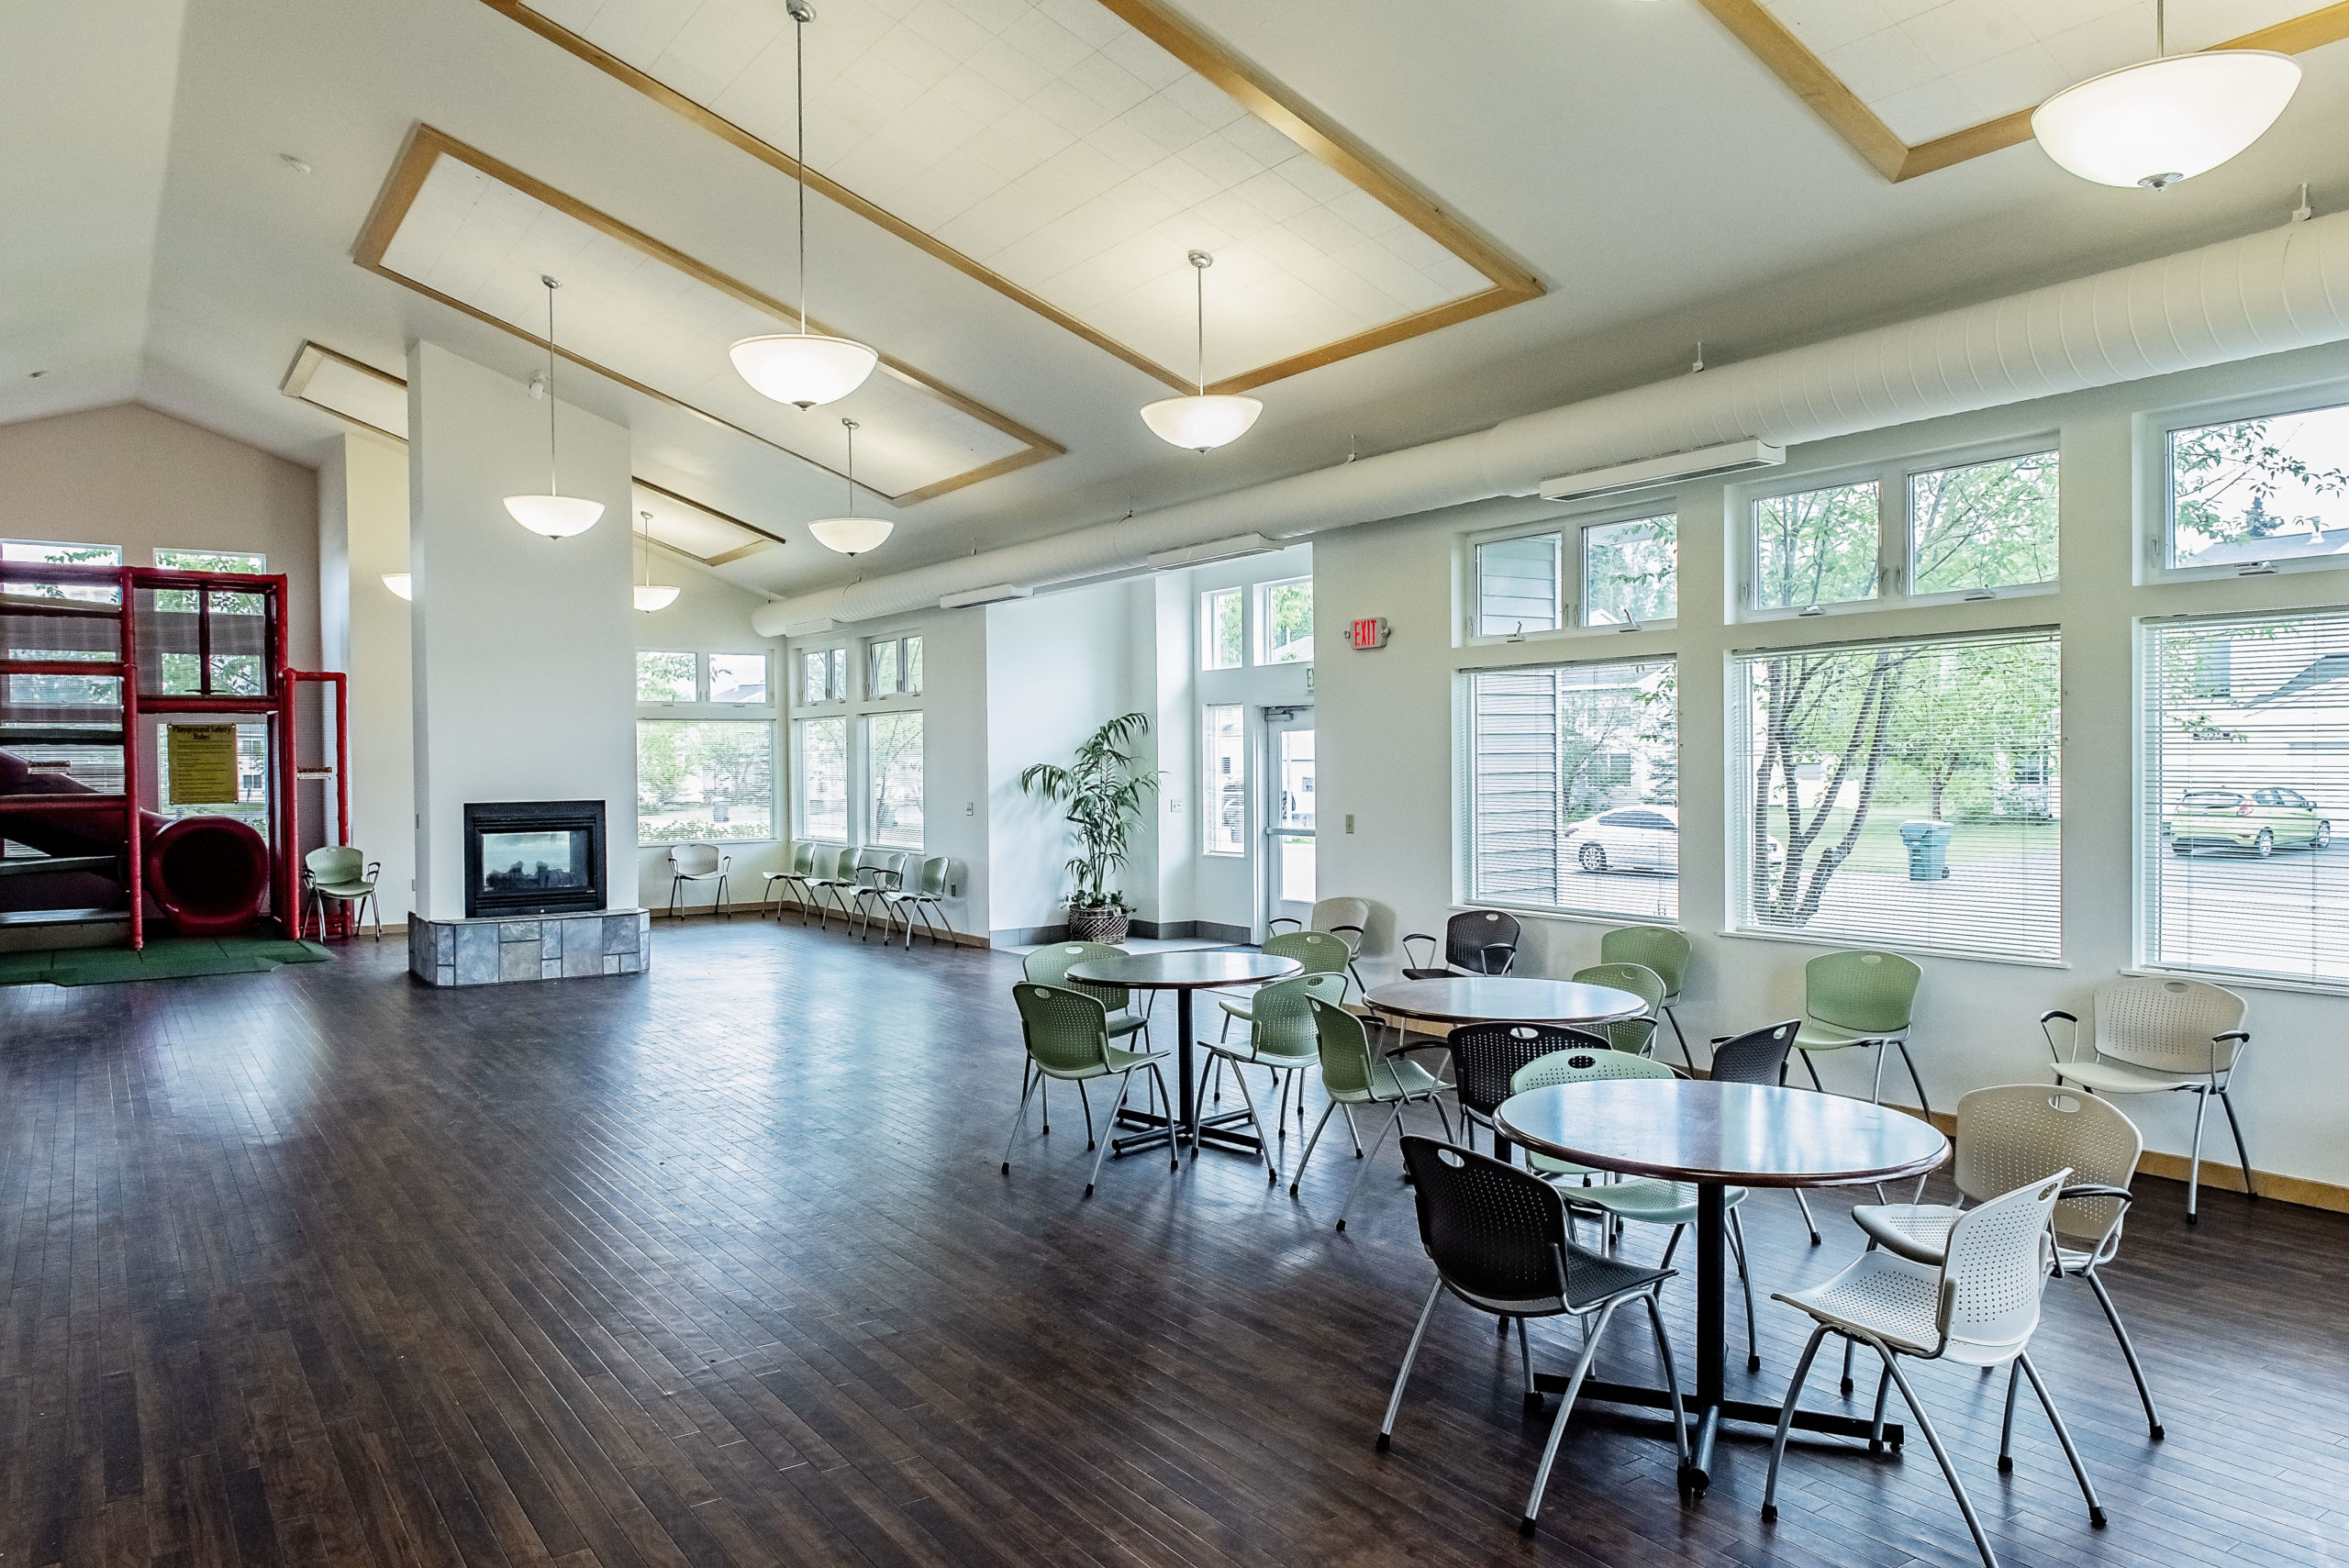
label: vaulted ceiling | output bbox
[5,0,2349,602]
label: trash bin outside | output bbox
[1899,819,1952,881]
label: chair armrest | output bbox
[365,861,382,880]
[2058,1184,2133,1207]
[2041,1008,2080,1060]
[1382,1040,1455,1065]
[2039,1008,2076,1025]
[1266,916,1300,935]
[1400,933,1436,967]
[2213,1030,2250,1044]
[720,854,732,871]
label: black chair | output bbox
[1401,909,1520,980]
[1708,1018,1821,1243]
[1381,1136,1688,1535]
[1445,1022,1609,1156]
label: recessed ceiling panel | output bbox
[632,479,784,564]
[282,341,408,441]
[355,125,1059,503]
[484,0,1542,391]
[1702,0,2348,179]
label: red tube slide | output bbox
[0,750,269,936]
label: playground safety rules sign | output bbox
[167,724,239,806]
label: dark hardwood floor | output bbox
[3,918,2343,1568]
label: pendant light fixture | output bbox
[632,511,680,612]
[729,0,879,408]
[382,573,413,600]
[2032,0,2299,190]
[1141,250,1263,452]
[505,276,606,538]
[806,417,893,556]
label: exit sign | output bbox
[1350,617,1389,650]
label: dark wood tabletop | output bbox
[1363,975,1646,1026]
[1495,1079,1949,1188]
[1064,951,1302,990]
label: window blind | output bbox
[2143,607,2349,985]
[1731,629,2060,959]
[1465,659,1676,920]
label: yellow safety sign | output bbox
[167,724,241,806]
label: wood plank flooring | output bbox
[2,918,2343,1568]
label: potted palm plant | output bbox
[1019,712,1158,944]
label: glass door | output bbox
[1264,708,1314,930]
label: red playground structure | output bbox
[0,558,347,949]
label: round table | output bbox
[1496,1078,1947,1496]
[1065,951,1301,1158]
[1364,975,1647,1034]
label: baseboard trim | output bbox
[1910,1106,2346,1216]
[664,899,989,948]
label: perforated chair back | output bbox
[1264,929,1352,977]
[306,845,365,884]
[1245,974,1319,1060]
[1571,962,1664,1053]
[1954,1084,2142,1254]
[1310,896,1371,951]
[1448,1023,1609,1120]
[1806,950,1921,1035]
[1308,994,1381,1097]
[1511,1045,1678,1096]
[1708,1019,1802,1085]
[916,855,952,896]
[1446,909,1521,973]
[1400,1136,1570,1315]
[670,842,721,877]
[1938,1171,2065,1362]
[1012,984,1114,1078]
[1021,941,1131,1013]
[1598,925,1690,1001]
[2091,976,2248,1076]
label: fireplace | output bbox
[463,800,606,918]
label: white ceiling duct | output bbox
[754,210,2349,636]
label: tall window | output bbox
[636,721,774,842]
[866,712,924,849]
[796,717,848,840]
[1466,659,1677,919]
[2166,399,2349,571]
[1204,704,1244,855]
[2143,608,2349,984]
[1257,577,1313,663]
[1474,515,1677,636]
[1731,630,2061,960]
[1201,588,1242,670]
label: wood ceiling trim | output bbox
[1695,0,2349,183]
[479,0,1543,395]
[279,339,408,443]
[632,477,789,563]
[352,124,1062,506]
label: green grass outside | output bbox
[1777,813,2059,875]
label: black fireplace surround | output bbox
[463,800,607,918]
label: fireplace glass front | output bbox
[463,800,606,917]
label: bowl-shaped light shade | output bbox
[807,516,894,556]
[382,573,413,600]
[729,333,880,407]
[1141,394,1264,451]
[632,584,682,612]
[504,493,606,538]
[2032,50,2299,189]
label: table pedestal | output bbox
[1110,989,1264,1158]
[1531,1180,1903,1496]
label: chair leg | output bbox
[1882,1354,2001,1568]
[1643,1295,1692,1470]
[1377,1280,1443,1450]
[1867,1360,1893,1453]
[1728,1207,1759,1372]
[1998,1362,2022,1472]
[1841,1333,1855,1396]
[1761,1324,1831,1522]
[2219,1085,2257,1200]
[1335,1106,1403,1232]
[1896,1038,1931,1118]
[2187,1087,2210,1223]
[1291,1101,1341,1196]
[2018,1351,2108,1527]
[1802,1050,1826,1093]
[1226,1059,1278,1185]
[1869,1040,1887,1105]
[2082,1268,2165,1439]
[1428,1095,1455,1143]
[1150,1064,1178,1172]
[1792,1187,1821,1246]
[1516,1316,1537,1410]
[1341,1104,1364,1156]
[1085,1073,1141,1195]
[1075,1080,1095,1151]
[1522,1300,1624,1535]
[1001,1073,1041,1174]
[1664,1004,1696,1072]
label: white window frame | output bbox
[1202,703,1246,857]
[636,651,780,847]
[1200,586,1243,671]
[791,715,851,847]
[2145,382,2349,585]
[863,633,923,699]
[2,539,121,564]
[154,547,266,572]
[1736,434,2061,623]
[796,644,851,706]
[1464,503,1683,647]
[1254,576,1314,665]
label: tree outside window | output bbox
[637,720,774,843]
[867,711,924,849]
[1584,515,1675,625]
[1201,588,1242,669]
[1755,481,1878,610]
[1909,452,2057,595]
[2169,404,2349,569]
[1258,578,1312,663]
[638,651,696,703]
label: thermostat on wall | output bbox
[1350,617,1389,650]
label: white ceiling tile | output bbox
[1867,74,1983,141]
[1061,50,1152,117]
[1948,41,2074,120]
[901,0,997,58]
[1154,71,1245,130]
[1121,90,1214,155]
[1177,128,1267,188]
[1767,0,1898,53]
[967,35,1054,98]
[998,7,1092,74]
[1036,0,1124,50]
[1899,0,2035,75]
[1029,77,1117,138]
[2037,6,2153,77]
[1823,25,1940,99]
[1098,28,1187,90]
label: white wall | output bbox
[407,341,635,920]
[1317,339,2349,1195]
[319,430,414,921]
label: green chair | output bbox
[884,856,957,949]
[1599,926,1694,1069]
[1292,995,1454,1231]
[1195,974,1323,1185]
[1510,1046,1761,1371]
[1003,984,1177,1196]
[302,845,381,940]
[1221,929,1353,1035]
[1795,950,1928,1115]
[1571,962,1667,1058]
[761,840,817,922]
[1019,942,1155,1148]
[806,845,862,930]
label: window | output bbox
[796,717,848,840]
[1731,629,2061,960]
[2143,607,2349,985]
[866,711,924,848]
[1475,532,1562,636]
[1754,480,1879,610]
[637,720,774,843]
[1909,452,2058,595]
[1583,514,1676,626]
[866,635,922,697]
[638,651,696,704]
[709,652,768,704]
[1204,704,1245,855]
[155,549,264,573]
[1257,578,1313,663]
[1201,587,1243,670]
[2166,400,2349,571]
[798,647,849,704]
[1466,659,1677,919]
[3,539,120,604]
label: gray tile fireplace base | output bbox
[407,908,651,986]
